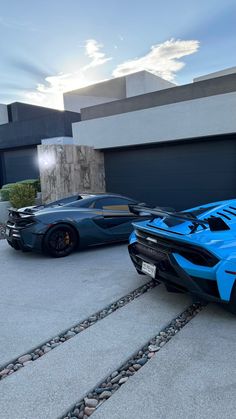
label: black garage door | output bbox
[2,147,39,185]
[104,135,236,210]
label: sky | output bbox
[0,0,235,109]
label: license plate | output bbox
[141,261,156,278]
[5,227,10,237]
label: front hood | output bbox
[133,199,236,259]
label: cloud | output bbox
[19,38,199,109]
[113,39,199,81]
[24,72,89,109]
[23,39,111,109]
[84,39,112,69]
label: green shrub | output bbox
[1,179,41,202]
[2,183,17,190]
[18,179,41,192]
[0,182,18,201]
[0,188,12,201]
[9,184,36,209]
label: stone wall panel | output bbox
[38,145,105,203]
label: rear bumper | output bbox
[128,241,226,303]
[6,226,43,252]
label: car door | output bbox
[93,197,139,241]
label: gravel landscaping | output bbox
[62,302,204,419]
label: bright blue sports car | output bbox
[128,199,236,313]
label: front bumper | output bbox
[128,241,226,303]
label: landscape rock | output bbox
[99,391,112,399]
[84,398,98,408]
[110,373,122,384]
[18,354,32,363]
[84,407,96,416]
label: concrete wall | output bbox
[63,71,175,113]
[63,76,126,113]
[194,66,236,82]
[0,110,81,150]
[125,72,175,97]
[38,145,105,203]
[73,91,236,149]
[0,104,8,125]
[80,72,236,121]
[8,102,65,122]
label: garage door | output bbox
[2,147,39,185]
[104,135,236,210]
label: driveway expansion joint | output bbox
[61,301,206,419]
[0,279,158,381]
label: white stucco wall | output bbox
[72,92,236,149]
[125,72,175,97]
[63,71,176,113]
[0,104,8,125]
[194,67,236,82]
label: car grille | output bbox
[135,228,219,267]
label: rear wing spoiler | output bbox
[129,205,230,232]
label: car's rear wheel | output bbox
[226,281,236,315]
[43,224,78,257]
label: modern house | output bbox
[64,67,236,210]
[0,102,80,187]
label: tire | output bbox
[225,281,236,315]
[43,224,78,257]
[7,240,20,250]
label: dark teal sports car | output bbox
[5,193,147,257]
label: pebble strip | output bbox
[0,280,158,381]
[61,302,205,419]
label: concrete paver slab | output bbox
[92,304,236,419]
[0,241,148,365]
[0,286,190,419]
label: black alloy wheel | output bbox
[44,224,78,257]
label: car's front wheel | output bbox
[43,224,78,257]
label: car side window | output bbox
[94,197,134,211]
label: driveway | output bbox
[0,240,235,419]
